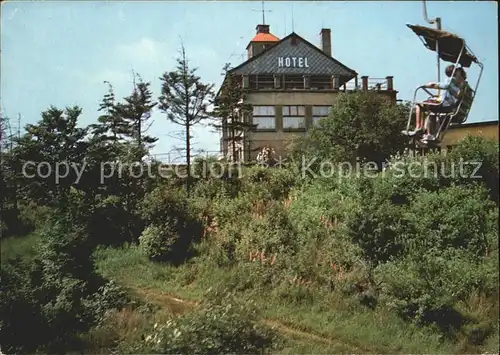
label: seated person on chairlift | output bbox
[409,65,467,141]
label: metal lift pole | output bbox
[422,0,442,83]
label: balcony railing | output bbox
[242,74,394,92]
[344,77,393,92]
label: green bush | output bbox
[241,166,298,201]
[139,222,181,262]
[344,176,408,266]
[139,187,189,225]
[139,187,203,264]
[1,206,136,354]
[0,202,53,238]
[447,135,499,203]
[373,184,498,335]
[191,177,240,200]
[138,291,281,354]
[233,200,298,259]
[375,249,487,334]
[0,258,46,353]
[403,185,496,259]
[89,195,143,246]
[18,201,53,231]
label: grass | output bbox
[94,244,461,354]
[6,233,494,353]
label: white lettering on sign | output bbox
[277,56,309,68]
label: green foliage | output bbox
[403,185,496,259]
[18,201,53,231]
[447,135,499,202]
[0,217,129,354]
[158,45,216,193]
[241,165,298,201]
[2,70,498,354]
[13,106,89,205]
[292,92,409,168]
[90,195,143,246]
[238,200,298,257]
[139,187,203,264]
[139,222,181,262]
[138,291,280,354]
[372,185,498,336]
[0,258,46,353]
[191,177,236,200]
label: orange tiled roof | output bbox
[251,32,280,42]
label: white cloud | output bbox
[116,37,169,67]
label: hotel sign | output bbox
[277,56,310,68]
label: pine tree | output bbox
[212,63,255,161]
[90,81,127,143]
[158,44,215,193]
[114,74,158,159]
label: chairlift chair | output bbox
[404,24,484,148]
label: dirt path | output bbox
[131,287,370,353]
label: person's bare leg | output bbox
[415,104,422,130]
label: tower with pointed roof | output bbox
[247,24,280,59]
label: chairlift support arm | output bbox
[422,0,442,82]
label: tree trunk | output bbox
[231,119,236,162]
[186,123,191,195]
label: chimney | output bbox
[361,76,368,91]
[320,28,332,57]
[256,24,270,34]
[386,76,394,91]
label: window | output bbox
[310,76,333,90]
[312,106,331,126]
[284,75,304,89]
[282,105,306,129]
[252,106,276,130]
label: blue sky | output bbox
[1,1,498,160]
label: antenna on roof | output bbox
[253,0,272,25]
[291,4,295,32]
[262,0,265,24]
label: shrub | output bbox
[139,187,189,225]
[242,166,298,201]
[87,280,131,323]
[89,195,143,246]
[374,185,498,335]
[375,249,488,335]
[0,202,53,238]
[139,291,280,354]
[18,201,53,231]
[344,176,408,266]
[403,185,496,260]
[139,222,181,262]
[236,200,298,257]
[447,135,499,203]
[139,187,203,264]
[0,258,46,353]
[191,177,239,200]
